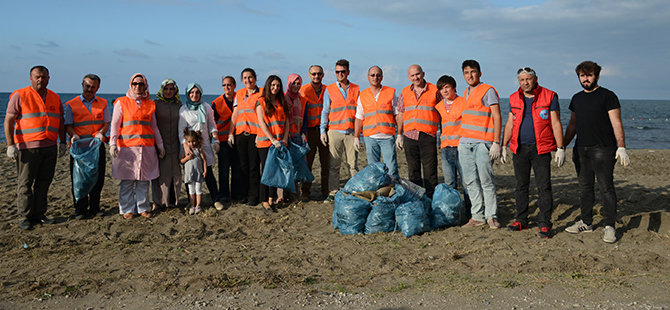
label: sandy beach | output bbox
[0,142,668,309]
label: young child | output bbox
[180,128,207,214]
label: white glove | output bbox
[500,146,508,164]
[271,139,282,149]
[228,134,234,147]
[158,147,165,159]
[110,145,119,158]
[320,133,328,146]
[301,134,307,144]
[6,144,17,160]
[396,135,403,150]
[212,141,220,154]
[489,143,501,161]
[58,143,67,158]
[354,137,360,152]
[94,132,105,141]
[70,134,80,144]
[615,147,630,166]
[555,148,565,167]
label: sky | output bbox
[2,0,669,100]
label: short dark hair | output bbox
[30,65,49,75]
[83,74,100,83]
[222,75,236,85]
[241,68,256,79]
[309,65,323,72]
[461,59,480,72]
[436,75,457,90]
[335,59,349,70]
[575,61,601,77]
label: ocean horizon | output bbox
[1,92,669,150]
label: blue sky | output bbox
[2,0,669,100]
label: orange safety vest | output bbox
[461,83,498,141]
[211,94,234,142]
[326,82,359,131]
[66,96,107,139]
[435,96,466,148]
[300,83,325,128]
[116,96,156,147]
[12,86,61,144]
[360,86,396,136]
[401,83,439,135]
[234,87,263,135]
[255,97,286,148]
[509,86,557,155]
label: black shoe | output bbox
[37,215,55,225]
[18,220,33,230]
[221,197,231,203]
[246,200,259,207]
[74,214,85,220]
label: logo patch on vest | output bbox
[539,109,549,120]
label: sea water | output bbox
[0,92,668,149]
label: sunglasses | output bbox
[369,74,382,77]
[335,70,347,74]
[131,82,145,86]
[222,83,235,87]
[310,72,323,76]
[517,67,536,76]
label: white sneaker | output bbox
[603,226,617,243]
[189,205,196,215]
[565,220,593,234]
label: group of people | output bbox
[5,59,630,244]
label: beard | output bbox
[581,80,597,91]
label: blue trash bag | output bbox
[390,183,416,206]
[395,200,430,237]
[342,162,391,194]
[365,196,397,234]
[288,139,315,183]
[333,191,372,235]
[421,194,432,216]
[69,138,102,202]
[430,184,464,229]
[260,146,296,193]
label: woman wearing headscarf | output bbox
[280,73,307,203]
[152,79,182,211]
[178,83,222,210]
[109,73,165,219]
[228,68,263,207]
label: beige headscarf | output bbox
[126,73,150,100]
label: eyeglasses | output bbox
[335,70,347,75]
[310,72,323,76]
[517,67,536,76]
[369,74,382,77]
[222,83,234,87]
[131,82,145,86]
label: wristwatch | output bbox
[558,146,565,150]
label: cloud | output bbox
[36,40,59,48]
[113,49,149,58]
[179,56,198,63]
[38,50,53,56]
[256,50,285,60]
[145,39,161,46]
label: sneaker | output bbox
[194,206,202,214]
[214,201,225,211]
[189,206,196,215]
[324,194,335,203]
[462,218,485,227]
[507,221,528,231]
[488,218,501,229]
[565,220,593,234]
[18,219,33,230]
[538,227,553,239]
[74,213,85,220]
[37,215,55,225]
[603,226,617,243]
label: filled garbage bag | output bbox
[333,191,372,235]
[390,183,416,206]
[364,196,397,234]
[395,200,430,237]
[343,162,391,194]
[69,138,102,202]
[260,146,296,193]
[288,139,315,183]
[430,184,464,229]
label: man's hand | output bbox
[212,141,220,154]
[272,139,282,149]
[158,147,165,159]
[94,132,105,141]
[228,134,235,147]
[320,133,328,147]
[489,143,501,161]
[6,145,17,160]
[500,146,508,164]
[354,137,360,152]
[70,134,80,144]
[395,135,403,150]
[58,143,68,158]
[555,148,565,167]
[615,147,630,166]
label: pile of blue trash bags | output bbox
[332,163,464,237]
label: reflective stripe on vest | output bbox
[212,94,234,141]
[436,96,465,148]
[116,96,156,147]
[326,82,359,131]
[360,86,396,136]
[401,83,439,135]
[460,83,498,141]
[66,96,107,144]
[12,86,61,143]
[234,88,262,135]
[301,84,325,128]
[508,85,557,154]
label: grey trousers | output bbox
[17,145,57,221]
[119,180,151,214]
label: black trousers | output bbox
[258,147,278,202]
[217,141,244,200]
[404,132,438,198]
[235,133,260,204]
[69,144,106,216]
[512,144,553,228]
[574,145,618,227]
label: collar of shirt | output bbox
[79,94,97,104]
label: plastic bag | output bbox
[342,162,391,194]
[333,191,372,235]
[288,139,315,183]
[395,200,430,237]
[430,184,464,229]
[390,183,415,206]
[69,138,102,202]
[364,196,397,234]
[260,146,296,193]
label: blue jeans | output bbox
[363,136,399,177]
[458,142,497,222]
[441,146,472,213]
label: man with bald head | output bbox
[397,64,441,198]
[354,66,402,177]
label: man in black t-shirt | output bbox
[563,61,630,243]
